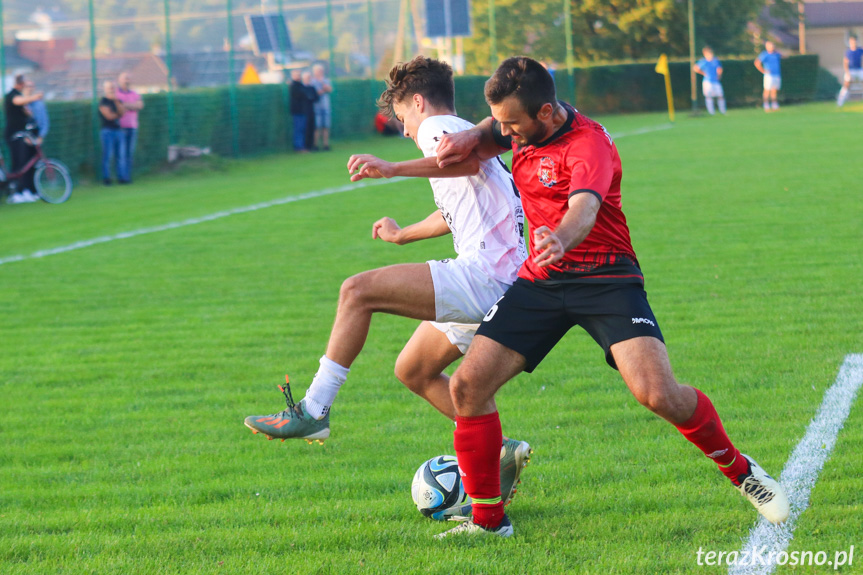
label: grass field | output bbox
[1,102,862,574]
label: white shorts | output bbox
[429,321,476,354]
[426,257,512,353]
[763,74,781,91]
[845,69,863,83]
[426,257,511,323]
[702,80,724,98]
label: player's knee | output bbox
[449,373,471,410]
[394,356,423,393]
[338,273,370,306]
[633,385,674,416]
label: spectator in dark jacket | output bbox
[301,70,319,151]
[4,74,43,203]
[289,69,308,152]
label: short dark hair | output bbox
[14,74,26,87]
[377,56,455,117]
[484,57,556,118]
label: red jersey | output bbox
[494,103,642,284]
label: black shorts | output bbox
[476,278,664,372]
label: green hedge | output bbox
[33,54,819,182]
[551,54,820,114]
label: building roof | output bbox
[805,2,863,27]
[32,53,169,101]
[169,51,269,88]
[2,46,38,71]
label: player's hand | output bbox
[372,217,403,244]
[436,130,479,168]
[532,226,565,267]
[348,154,396,182]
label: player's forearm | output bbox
[472,117,507,161]
[397,212,450,244]
[555,194,600,251]
[391,155,480,178]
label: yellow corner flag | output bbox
[655,54,675,122]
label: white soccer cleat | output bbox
[434,514,514,539]
[736,454,790,524]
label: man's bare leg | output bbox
[304,263,437,418]
[395,321,463,419]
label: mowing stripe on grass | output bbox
[0,123,674,268]
[0,177,405,267]
[729,353,863,575]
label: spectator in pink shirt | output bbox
[116,72,144,184]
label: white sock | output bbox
[304,355,350,419]
[838,87,848,106]
[764,101,770,111]
[705,97,715,115]
[718,97,726,114]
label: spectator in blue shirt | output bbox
[837,36,863,107]
[694,46,726,115]
[755,41,782,112]
[24,81,49,146]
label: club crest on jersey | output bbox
[537,157,557,188]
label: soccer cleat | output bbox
[499,438,532,507]
[244,377,330,442]
[736,454,790,525]
[434,514,514,539]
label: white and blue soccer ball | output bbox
[411,455,472,520]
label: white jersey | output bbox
[416,115,527,285]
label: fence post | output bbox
[88,0,99,178]
[563,0,576,105]
[488,0,497,71]
[164,0,176,146]
[688,0,697,113]
[326,0,335,76]
[1,0,6,144]
[227,0,239,157]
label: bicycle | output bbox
[1,130,73,204]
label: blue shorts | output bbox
[314,107,331,129]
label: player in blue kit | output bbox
[694,46,726,115]
[755,41,782,112]
[837,36,863,107]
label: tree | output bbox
[462,0,795,75]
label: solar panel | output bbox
[246,14,292,55]
[425,0,471,38]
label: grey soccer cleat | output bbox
[500,437,532,507]
[244,377,330,444]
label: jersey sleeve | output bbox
[566,130,614,202]
[490,118,513,150]
[416,117,447,159]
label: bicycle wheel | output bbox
[34,160,73,204]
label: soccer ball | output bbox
[411,455,472,520]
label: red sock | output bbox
[675,389,749,484]
[454,412,504,528]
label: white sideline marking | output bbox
[728,354,863,575]
[610,123,674,139]
[0,177,405,267]
[0,123,673,268]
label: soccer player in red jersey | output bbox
[433,56,790,538]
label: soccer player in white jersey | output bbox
[244,56,532,504]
